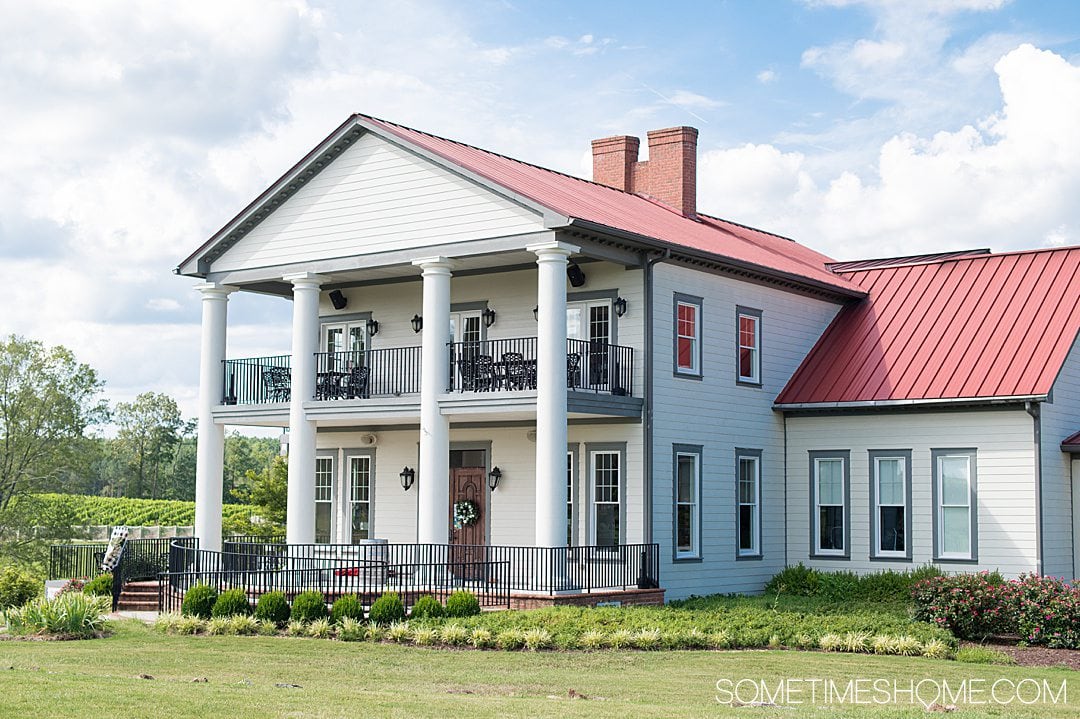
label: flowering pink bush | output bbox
[913,572,1080,648]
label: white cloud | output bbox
[756,69,778,84]
[700,44,1080,260]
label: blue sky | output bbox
[1,0,1079,421]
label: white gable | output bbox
[212,131,545,272]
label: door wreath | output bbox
[453,499,480,528]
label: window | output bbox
[314,456,334,544]
[737,450,761,557]
[349,455,371,543]
[673,294,702,376]
[736,308,761,384]
[810,451,848,557]
[870,451,911,559]
[933,449,977,561]
[566,450,575,545]
[590,450,621,547]
[568,299,612,389]
[322,321,367,371]
[673,446,701,559]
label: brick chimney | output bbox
[591,126,698,217]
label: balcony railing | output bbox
[448,337,634,396]
[313,347,422,400]
[220,339,634,405]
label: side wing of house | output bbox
[650,262,843,599]
[785,409,1039,577]
[1039,333,1080,579]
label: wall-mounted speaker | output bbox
[328,290,348,310]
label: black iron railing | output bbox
[566,338,634,396]
[448,337,635,397]
[221,355,291,405]
[313,347,422,400]
[160,541,511,612]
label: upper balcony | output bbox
[217,337,639,425]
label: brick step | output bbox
[120,588,159,596]
[117,602,159,611]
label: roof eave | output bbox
[774,394,1048,412]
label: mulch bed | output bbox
[962,640,1080,671]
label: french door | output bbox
[449,311,483,389]
[566,300,611,390]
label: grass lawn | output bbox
[0,620,1074,718]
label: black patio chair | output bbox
[344,365,370,399]
[566,352,582,389]
[474,355,498,391]
[261,366,291,402]
[501,352,531,390]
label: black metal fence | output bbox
[221,355,291,405]
[313,347,422,400]
[566,338,634,396]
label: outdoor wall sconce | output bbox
[411,314,423,333]
[399,466,415,491]
[567,261,586,288]
[482,307,497,328]
[532,306,539,321]
[614,296,628,317]
[488,466,502,491]
[366,318,380,336]
[328,289,348,311]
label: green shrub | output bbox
[338,617,365,641]
[444,590,480,618]
[765,563,942,603]
[307,617,333,638]
[912,572,1016,640]
[291,591,328,623]
[411,626,438,646]
[330,595,365,625]
[82,573,114,597]
[369,592,406,626]
[955,646,1015,665]
[254,591,291,626]
[206,616,231,635]
[181,583,218,619]
[228,615,260,635]
[0,567,40,609]
[211,588,251,618]
[3,593,110,638]
[410,595,445,620]
[764,563,818,597]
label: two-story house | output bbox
[177,113,1080,603]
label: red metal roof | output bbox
[360,115,857,295]
[826,249,991,273]
[1062,431,1080,451]
[776,247,1080,406]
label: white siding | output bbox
[1040,338,1080,579]
[315,422,642,546]
[651,262,843,599]
[785,410,1038,577]
[214,132,545,272]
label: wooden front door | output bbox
[449,467,486,579]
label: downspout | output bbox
[1026,400,1044,575]
[642,248,671,546]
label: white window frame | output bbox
[736,308,761,385]
[314,455,334,544]
[872,455,908,559]
[674,295,702,377]
[673,447,701,560]
[811,453,848,558]
[588,448,622,547]
[736,451,761,558]
[348,455,372,543]
[934,450,977,561]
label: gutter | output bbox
[1026,400,1044,576]
[642,247,670,546]
[773,394,1048,412]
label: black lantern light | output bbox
[411,314,423,333]
[399,466,416,491]
[366,318,380,336]
[487,466,502,491]
[614,296,628,317]
[532,305,539,322]
[481,307,497,328]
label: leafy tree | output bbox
[112,392,183,499]
[225,455,286,536]
[223,432,279,503]
[0,335,106,563]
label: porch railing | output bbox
[221,355,291,405]
[313,347,422,400]
[448,337,634,396]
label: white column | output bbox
[284,272,325,545]
[193,282,235,552]
[528,240,579,547]
[411,257,454,545]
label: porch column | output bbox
[412,257,454,545]
[284,272,325,545]
[193,282,235,552]
[528,240,579,547]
